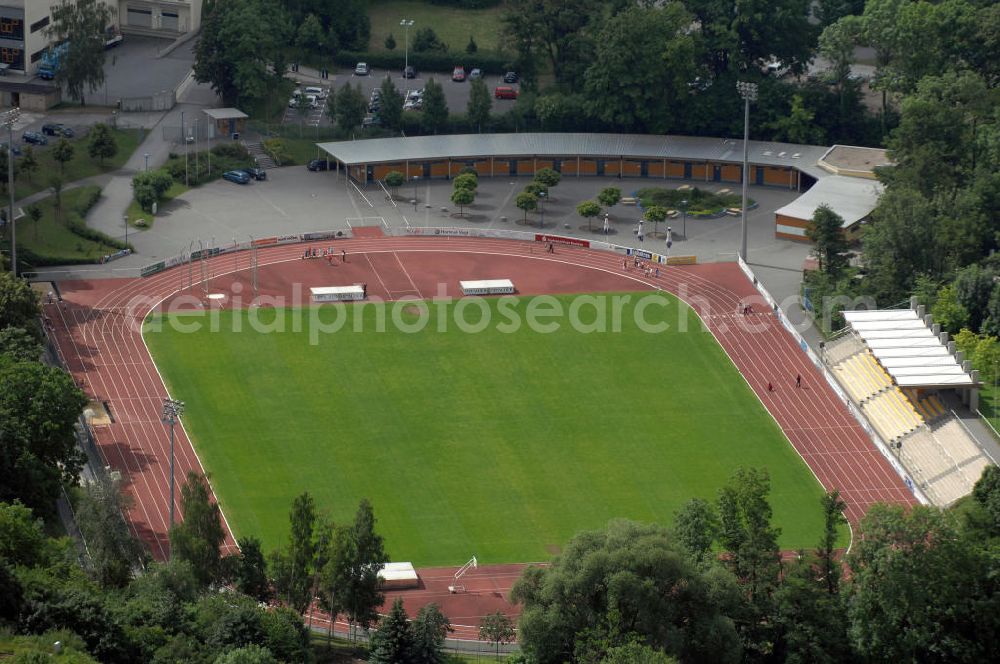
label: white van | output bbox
[304,86,325,98]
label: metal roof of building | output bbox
[317,133,832,177]
[203,108,248,120]
[774,175,883,227]
[842,310,975,388]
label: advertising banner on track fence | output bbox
[140,261,166,277]
[252,236,278,248]
[535,233,590,248]
[301,230,347,241]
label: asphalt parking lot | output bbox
[100,35,195,103]
[283,65,519,128]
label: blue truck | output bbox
[37,42,69,80]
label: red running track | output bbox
[46,236,915,626]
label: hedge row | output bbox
[22,188,132,267]
[332,49,512,76]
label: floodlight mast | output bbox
[161,397,185,549]
[736,81,758,263]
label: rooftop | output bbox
[818,145,892,179]
[202,108,248,120]
[774,175,883,227]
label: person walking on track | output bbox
[796,374,802,388]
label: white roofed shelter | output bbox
[842,309,977,389]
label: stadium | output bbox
[45,226,924,637]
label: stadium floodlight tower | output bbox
[2,107,20,276]
[736,80,758,263]
[161,398,185,537]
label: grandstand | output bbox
[823,307,993,506]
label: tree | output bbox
[816,490,846,597]
[767,94,826,145]
[0,148,12,195]
[331,82,366,130]
[260,607,310,664]
[270,492,315,612]
[0,500,50,566]
[716,467,782,658]
[411,603,451,664]
[132,170,173,213]
[861,186,939,304]
[467,77,492,131]
[378,77,404,132]
[583,4,697,133]
[51,138,74,174]
[479,611,515,661]
[845,503,995,662]
[597,186,620,213]
[972,465,1000,536]
[46,0,114,105]
[413,27,446,52]
[233,536,271,602]
[644,205,668,237]
[0,326,42,363]
[322,499,387,640]
[511,519,741,663]
[601,642,677,664]
[466,35,478,54]
[194,0,292,107]
[295,13,325,53]
[369,598,413,664]
[420,79,449,134]
[384,170,405,198]
[87,123,117,166]
[452,172,478,193]
[576,200,601,231]
[929,284,969,334]
[384,32,396,50]
[75,475,147,588]
[0,360,87,515]
[687,0,818,77]
[450,188,475,217]
[515,191,537,222]
[0,271,41,333]
[169,471,226,587]
[672,497,720,562]
[18,145,38,182]
[502,0,603,84]
[806,204,848,276]
[954,264,995,332]
[213,645,278,664]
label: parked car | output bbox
[362,115,382,128]
[368,99,381,113]
[503,71,519,84]
[403,65,417,79]
[469,68,482,80]
[223,170,251,184]
[22,131,48,145]
[240,167,267,181]
[452,66,466,82]
[494,85,518,100]
[307,159,330,171]
[355,62,369,76]
[403,99,422,111]
[305,94,319,109]
[304,86,325,98]
[42,123,74,137]
[406,89,423,102]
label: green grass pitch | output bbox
[145,293,831,566]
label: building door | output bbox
[712,164,721,181]
[683,162,692,179]
[755,167,764,185]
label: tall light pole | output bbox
[680,199,688,239]
[736,81,757,263]
[538,190,546,229]
[161,398,185,539]
[400,19,414,76]
[3,107,20,276]
[144,152,151,171]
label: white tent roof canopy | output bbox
[842,310,975,387]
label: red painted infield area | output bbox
[47,236,915,632]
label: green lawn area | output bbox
[145,294,832,566]
[368,0,507,54]
[13,186,126,266]
[13,128,142,201]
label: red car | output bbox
[494,85,518,100]
[452,66,466,82]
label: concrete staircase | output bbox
[244,141,277,169]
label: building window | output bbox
[31,48,45,63]
[1,47,24,70]
[30,16,49,33]
[0,16,24,41]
